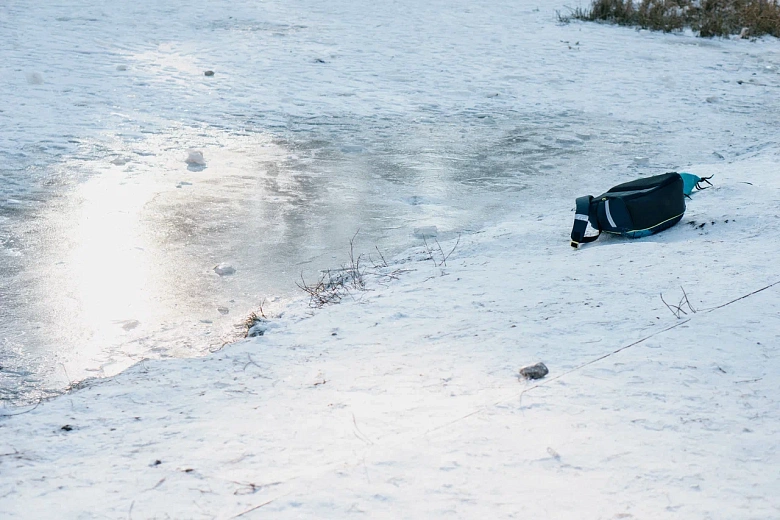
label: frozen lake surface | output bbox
[2,0,778,404]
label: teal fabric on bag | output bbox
[679,172,701,196]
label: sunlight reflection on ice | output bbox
[67,172,156,351]
[37,127,288,388]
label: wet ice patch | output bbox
[555,136,583,147]
[130,44,203,77]
[25,72,43,85]
[413,226,438,239]
[404,195,431,206]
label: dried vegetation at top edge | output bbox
[558,0,780,38]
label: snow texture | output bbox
[3,0,780,405]
[2,155,780,518]
[2,0,780,518]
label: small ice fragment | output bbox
[121,320,140,331]
[116,65,128,71]
[633,157,650,166]
[111,157,128,166]
[413,226,438,239]
[247,320,269,337]
[519,362,549,380]
[186,149,206,165]
[214,262,235,276]
[309,369,326,386]
[705,96,718,103]
[25,72,44,85]
[217,306,230,315]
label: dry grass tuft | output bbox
[297,231,367,308]
[564,0,780,38]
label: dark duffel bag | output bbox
[570,172,687,248]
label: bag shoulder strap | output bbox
[571,195,600,248]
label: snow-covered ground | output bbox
[2,0,780,517]
[2,152,780,518]
[3,0,780,404]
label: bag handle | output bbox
[570,195,600,248]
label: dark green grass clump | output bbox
[561,0,780,38]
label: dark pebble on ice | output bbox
[61,425,73,431]
[151,459,162,467]
[314,58,326,63]
[204,70,215,76]
[184,468,194,473]
[519,362,549,380]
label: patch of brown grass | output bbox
[569,0,780,37]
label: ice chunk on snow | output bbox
[214,262,235,276]
[247,319,279,337]
[120,320,140,331]
[185,149,206,165]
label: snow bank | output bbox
[1,151,779,518]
